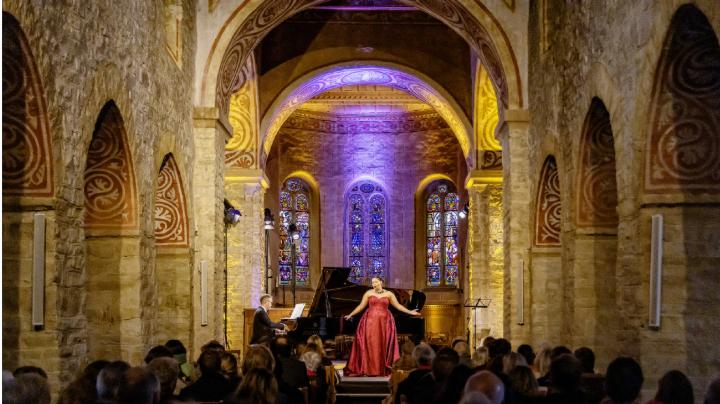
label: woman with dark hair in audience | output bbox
[306,335,333,366]
[57,360,110,404]
[508,365,541,403]
[646,370,694,404]
[165,339,194,384]
[433,364,475,404]
[221,351,242,391]
[601,357,643,404]
[234,367,281,404]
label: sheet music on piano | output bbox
[289,303,305,319]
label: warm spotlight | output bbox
[223,200,242,226]
[263,208,275,230]
[459,203,470,219]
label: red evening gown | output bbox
[345,295,400,376]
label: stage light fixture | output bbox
[459,203,470,219]
[264,208,275,230]
[288,223,300,240]
[223,200,242,226]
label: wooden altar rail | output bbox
[241,304,462,350]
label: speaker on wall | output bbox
[32,213,46,330]
[201,260,208,326]
[649,214,664,329]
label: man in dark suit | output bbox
[251,294,287,344]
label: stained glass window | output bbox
[426,182,459,287]
[346,181,387,284]
[278,178,310,286]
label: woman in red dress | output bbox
[343,277,421,376]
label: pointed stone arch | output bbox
[644,4,720,195]
[155,154,190,248]
[2,12,54,199]
[534,155,561,247]
[576,97,618,228]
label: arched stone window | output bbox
[279,177,311,286]
[345,180,387,284]
[425,181,460,287]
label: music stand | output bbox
[464,298,491,350]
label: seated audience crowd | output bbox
[3,334,719,404]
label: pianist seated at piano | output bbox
[251,294,289,344]
[343,277,421,377]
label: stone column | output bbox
[192,107,230,355]
[465,170,504,348]
[224,168,267,350]
[496,109,531,344]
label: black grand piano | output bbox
[285,267,426,343]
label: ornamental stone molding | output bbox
[2,14,54,198]
[83,103,138,230]
[644,5,720,195]
[534,156,561,246]
[226,56,258,169]
[281,110,448,134]
[576,98,618,228]
[155,154,190,247]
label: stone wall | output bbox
[527,0,720,395]
[3,0,198,387]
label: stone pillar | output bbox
[192,107,230,355]
[465,170,504,347]
[496,109,531,344]
[224,168,267,351]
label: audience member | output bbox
[508,365,540,402]
[243,344,276,374]
[534,348,552,386]
[454,340,475,368]
[489,338,512,360]
[705,376,720,404]
[394,339,417,370]
[409,348,460,404]
[459,391,493,404]
[503,352,529,374]
[57,360,110,404]
[575,347,605,404]
[395,342,435,404]
[481,336,496,349]
[464,370,505,404]
[233,367,279,404]
[220,351,242,391]
[550,346,572,360]
[434,364,475,404]
[165,339,194,382]
[602,357,643,404]
[145,345,173,365]
[300,350,327,404]
[201,339,226,353]
[147,357,180,403]
[116,367,160,404]
[5,372,51,404]
[517,344,536,368]
[545,353,587,404]
[472,346,490,369]
[97,360,131,403]
[307,334,333,366]
[179,350,233,402]
[647,370,693,404]
[13,365,48,379]
[274,336,309,390]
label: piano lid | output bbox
[308,267,361,316]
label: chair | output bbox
[389,369,411,404]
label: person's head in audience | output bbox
[97,360,131,401]
[481,336,496,349]
[273,335,294,358]
[473,346,490,368]
[653,370,693,404]
[502,352,528,374]
[508,365,539,397]
[307,335,327,356]
[57,360,109,404]
[489,338,511,359]
[116,367,160,404]
[436,364,475,404]
[412,342,435,368]
[220,351,240,381]
[517,344,535,367]
[144,345,173,364]
[198,350,223,377]
[5,373,51,404]
[454,340,471,357]
[242,344,276,375]
[574,347,596,374]
[300,351,322,373]
[257,335,273,347]
[13,365,47,379]
[460,391,493,404]
[549,353,582,393]
[464,370,505,404]
[401,339,415,356]
[534,348,552,377]
[235,367,278,404]
[605,357,643,403]
[147,357,179,400]
[201,339,225,353]
[432,348,460,382]
[706,376,720,404]
[165,339,192,380]
[550,345,571,360]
